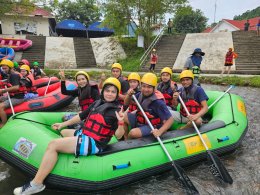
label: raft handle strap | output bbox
[113,162,131,170]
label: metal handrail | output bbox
[139,26,166,67]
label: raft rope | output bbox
[225,92,238,126]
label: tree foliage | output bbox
[0,0,39,17]
[173,6,207,33]
[234,6,260,20]
[102,0,187,48]
[50,0,101,27]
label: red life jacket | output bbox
[157,81,177,107]
[180,85,202,117]
[136,90,165,126]
[151,54,158,62]
[0,73,27,96]
[82,100,119,144]
[78,84,99,111]
[225,52,234,64]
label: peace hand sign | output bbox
[115,106,128,122]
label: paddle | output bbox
[208,85,235,110]
[44,77,52,96]
[178,95,233,184]
[132,95,199,195]
[5,85,15,115]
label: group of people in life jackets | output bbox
[0,59,45,128]
[14,61,209,195]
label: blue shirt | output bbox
[179,85,208,103]
[135,92,172,123]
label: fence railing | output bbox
[139,26,166,68]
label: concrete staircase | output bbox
[232,31,260,74]
[22,35,46,67]
[142,34,185,71]
[73,38,96,68]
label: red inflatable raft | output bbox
[0,37,32,51]
[33,77,59,88]
[5,81,77,116]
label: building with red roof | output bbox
[203,17,260,33]
[0,6,55,36]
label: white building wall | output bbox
[0,15,50,36]
[45,37,77,69]
[212,22,238,33]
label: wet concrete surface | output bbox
[0,84,259,195]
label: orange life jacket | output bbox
[179,85,202,117]
[136,90,165,126]
[82,100,119,144]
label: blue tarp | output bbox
[56,20,87,30]
[87,22,114,33]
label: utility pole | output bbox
[214,0,217,23]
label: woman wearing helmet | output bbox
[171,70,208,129]
[123,73,173,139]
[13,77,127,195]
[149,48,158,72]
[0,60,26,127]
[124,72,141,112]
[157,67,178,110]
[20,65,38,99]
[221,48,238,76]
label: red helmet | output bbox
[21,59,30,66]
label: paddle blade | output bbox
[207,151,233,184]
[172,162,199,195]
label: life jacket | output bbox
[192,66,200,77]
[0,72,27,96]
[179,85,202,117]
[136,90,165,126]
[157,81,177,107]
[225,51,234,64]
[82,100,119,144]
[20,74,37,93]
[151,54,158,63]
[78,84,99,111]
[118,76,128,105]
[33,68,41,77]
[128,88,140,112]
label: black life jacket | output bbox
[78,84,99,111]
[82,100,119,145]
[157,80,177,107]
[136,91,165,126]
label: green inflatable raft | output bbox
[0,90,248,193]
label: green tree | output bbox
[233,6,260,20]
[0,0,40,17]
[102,0,186,48]
[52,0,101,27]
[173,6,207,34]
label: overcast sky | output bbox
[188,0,260,24]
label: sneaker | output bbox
[13,181,45,195]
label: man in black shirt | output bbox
[0,59,25,127]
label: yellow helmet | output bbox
[20,65,30,72]
[180,70,194,80]
[128,72,141,82]
[103,77,121,94]
[141,73,157,87]
[0,59,14,68]
[111,63,122,71]
[161,67,173,76]
[75,71,90,81]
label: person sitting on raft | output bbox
[31,61,46,79]
[157,67,178,110]
[59,69,100,122]
[171,70,208,129]
[0,60,27,128]
[123,73,173,139]
[13,77,127,195]
[124,72,141,112]
[20,65,38,99]
[99,63,129,105]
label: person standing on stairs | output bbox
[149,49,158,72]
